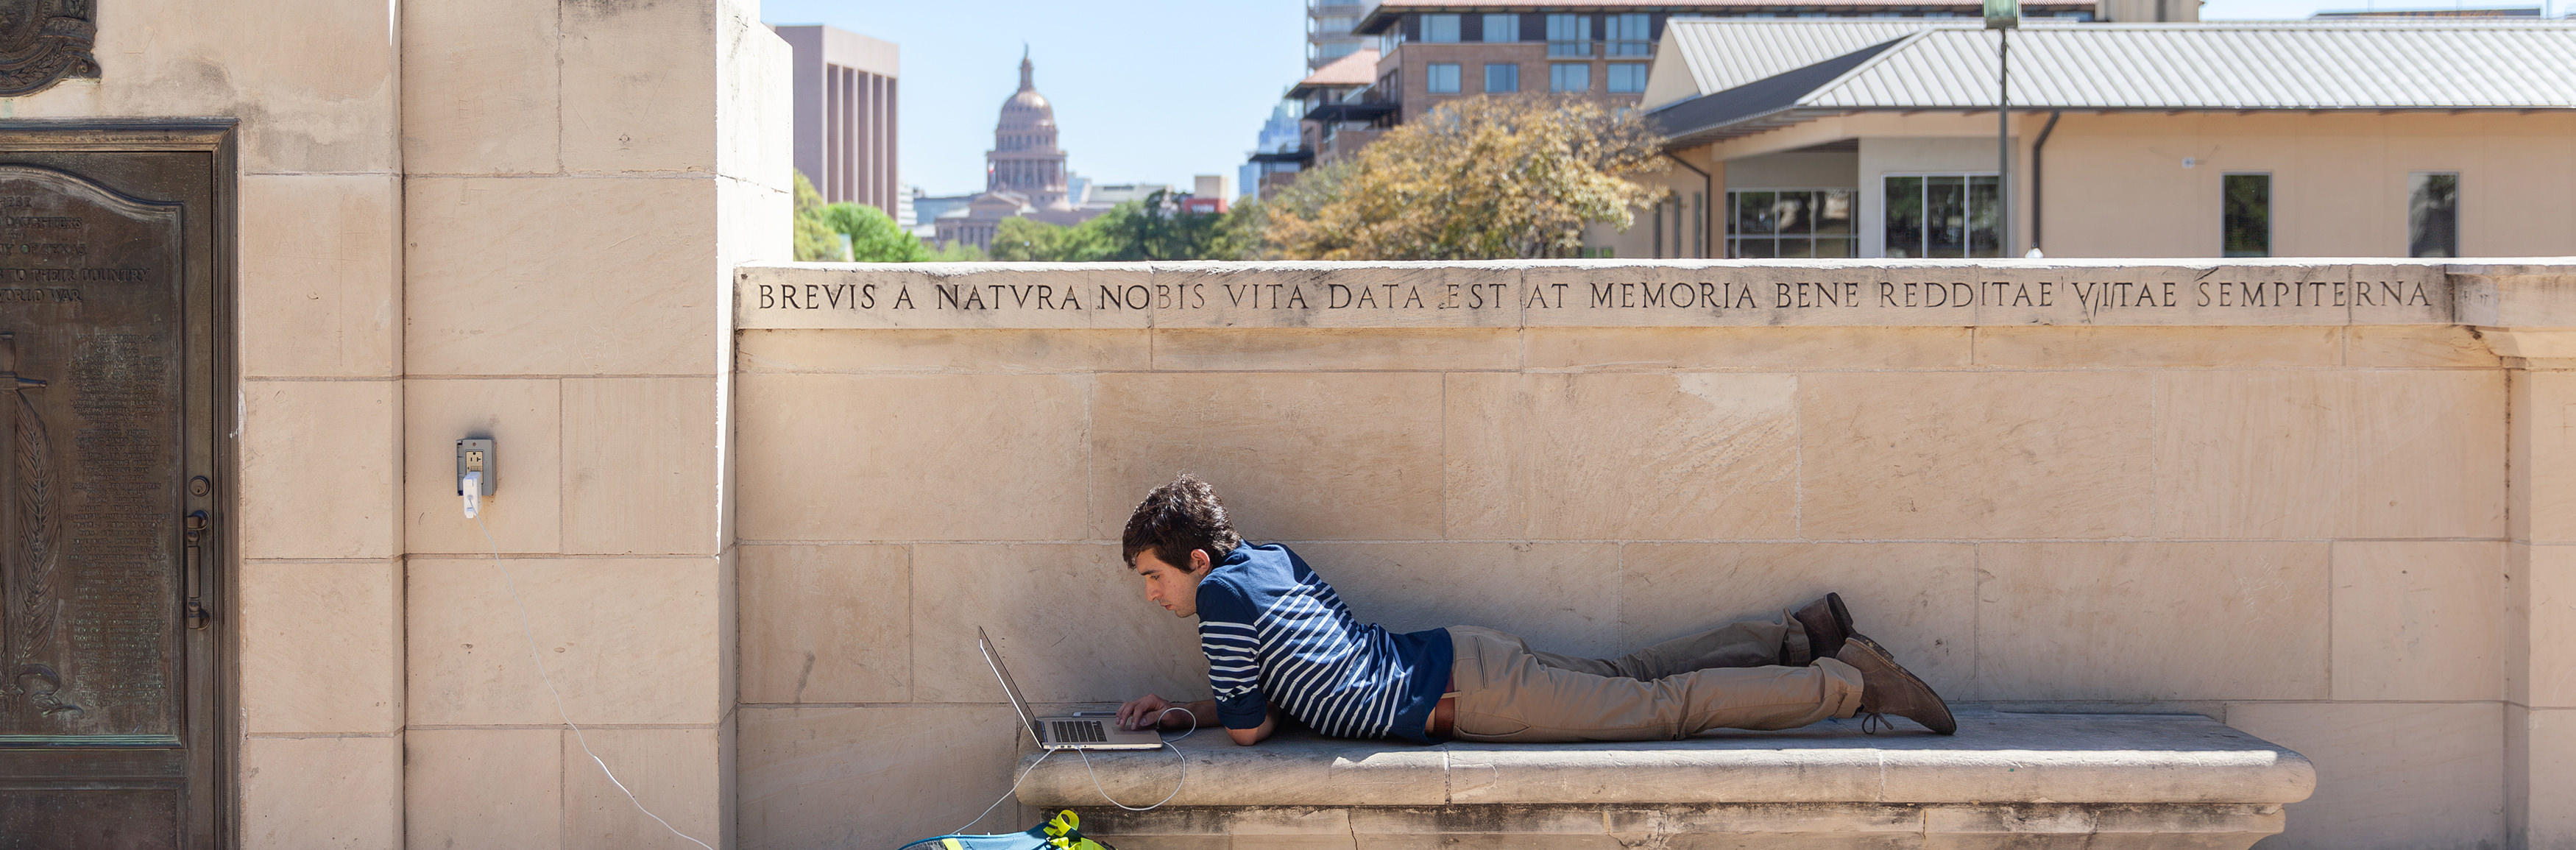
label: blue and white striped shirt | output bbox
[1196,543,1453,743]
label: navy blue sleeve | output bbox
[1195,575,1270,729]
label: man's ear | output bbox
[1189,548,1213,576]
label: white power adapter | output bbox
[456,438,495,518]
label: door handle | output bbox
[183,510,209,630]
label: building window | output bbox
[1314,41,1359,61]
[1550,62,1590,93]
[1727,189,1855,258]
[1426,63,1461,93]
[2222,173,2271,258]
[1422,13,1462,43]
[1883,174,2001,258]
[1485,63,1520,93]
[1547,14,1591,56]
[1311,15,1358,34]
[1606,63,1648,93]
[2409,171,2459,258]
[1484,13,1520,42]
[1606,13,1652,55]
[1380,30,1403,54]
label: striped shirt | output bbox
[1196,543,1453,743]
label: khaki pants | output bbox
[1446,612,1865,743]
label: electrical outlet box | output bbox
[456,439,496,496]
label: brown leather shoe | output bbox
[1834,639,1956,735]
[1792,592,1855,661]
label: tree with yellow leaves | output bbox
[1257,95,1668,261]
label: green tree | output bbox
[792,171,845,261]
[988,196,1250,261]
[815,202,930,262]
[1259,95,1668,260]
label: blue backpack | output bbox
[899,810,1114,850]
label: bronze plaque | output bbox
[0,1,99,98]
[0,163,183,741]
[0,128,228,849]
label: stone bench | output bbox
[1015,710,2315,849]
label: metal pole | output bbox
[1998,26,2011,258]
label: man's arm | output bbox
[1226,706,1282,746]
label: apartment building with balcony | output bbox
[1311,1,1373,68]
[1351,1,2097,128]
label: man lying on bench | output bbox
[1113,473,1955,745]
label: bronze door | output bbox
[0,126,233,849]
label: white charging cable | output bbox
[476,514,714,850]
[955,706,1196,833]
[461,470,481,519]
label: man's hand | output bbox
[1115,694,1178,731]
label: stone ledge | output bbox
[1055,802,2287,849]
[1015,711,2315,808]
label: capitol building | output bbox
[933,52,1121,251]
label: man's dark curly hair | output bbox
[1122,472,1243,570]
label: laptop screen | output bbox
[975,626,1044,742]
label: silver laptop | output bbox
[977,627,1166,750]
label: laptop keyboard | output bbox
[1051,719,1109,744]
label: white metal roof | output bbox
[1652,18,2576,141]
[1649,18,1940,108]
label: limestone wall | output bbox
[732,260,2572,850]
[4,1,788,846]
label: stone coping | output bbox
[737,259,2576,331]
[1013,711,2316,809]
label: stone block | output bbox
[1523,326,1972,371]
[2155,371,2505,539]
[238,560,401,734]
[238,380,399,559]
[2225,701,2504,850]
[738,544,910,704]
[1093,372,1447,542]
[559,0,718,174]
[1446,372,1799,541]
[737,704,1029,850]
[239,735,401,849]
[2523,707,2576,848]
[1618,543,1977,697]
[562,727,726,850]
[907,544,1206,704]
[716,2,796,188]
[561,377,721,555]
[1973,326,2340,369]
[735,264,1156,330]
[735,328,1151,374]
[2329,541,2505,701]
[1150,328,1519,372]
[405,378,562,555]
[2513,371,2576,544]
[19,0,397,173]
[2517,544,2576,708]
[1977,542,2329,701]
[1287,542,1624,659]
[2341,325,2499,369]
[407,556,723,726]
[1152,263,1526,330]
[734,372,1091,542]
[1800,372,2155,540]
[238,174,399,378]
[400,0,561,174]
[405,177,719,376]
[405,728,562,850]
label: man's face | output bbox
[1133,548,1209,618]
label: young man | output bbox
[1113,474,1955,745]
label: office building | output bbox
[774,25,899,213]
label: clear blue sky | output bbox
[757,0,2531,199]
